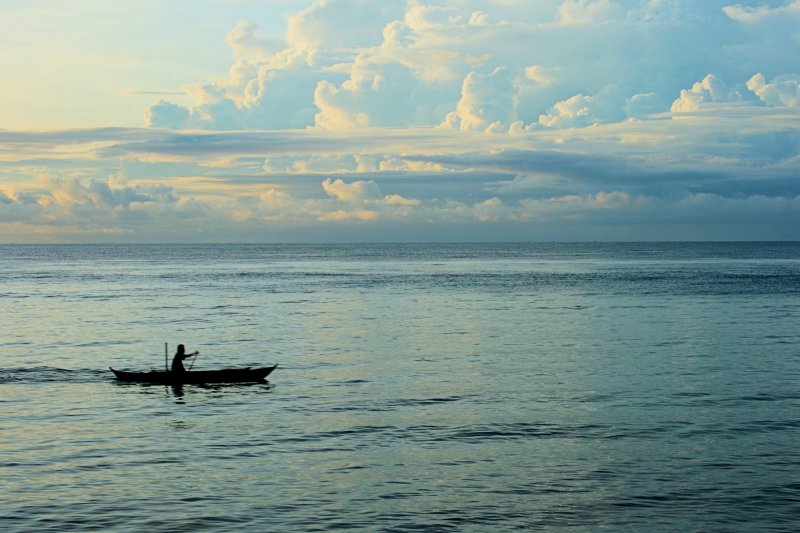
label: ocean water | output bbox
[1,242,799,532]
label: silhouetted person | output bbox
[171,344,199,374]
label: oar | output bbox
[188,352,200,371]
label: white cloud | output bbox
[556,0,624,25]
[384,194,421,206]
[442,68,518,131]
[747,73,800,108]
[320,178,422,211]
[473,197,506,221]
[0,172,196,238]
[624,92,664,118]
[671,74,741,112]
[286,0,405,52]
[136,0,800,134]
[144,100,190,129]
[259,188,294,210]
[518,190,640,220]
[317,208,380,222]
[524,65,559,86]
[226,21,276,66]
[468,11,491,25]
[378,158,447,172]
[322,177,382,203]
[538,93,596,128]
[7,0,800,244]
[314,79,373,130]
[723,1,800,24]
[37,174,174,209]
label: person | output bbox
[171,344,199,374]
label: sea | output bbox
[1,242,799,532]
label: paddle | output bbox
[187,352,200,371]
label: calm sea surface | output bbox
[1,242,799,532]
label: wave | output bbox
[0,366,111,384]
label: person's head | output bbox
[177,344,185,354]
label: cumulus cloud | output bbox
[144,100,191,129]
[538,93,596,127]
[33,174,174,209]
[313,79,373,130]
[441,68,518,131]
[384,194,421,206]
[747,73,800,107]
[624,92,664,118]
[671,74,742,112]
[524,65,559,87]
[0,173,194,239]
[226,20,276,65]
[138,0,800,134]
[6,0,800,240]
[322,177,382,203]
[287,0,405,52]
[321,178,421,211]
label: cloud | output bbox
[144,100,191,129]
[318,208,380,222]
[321,178,422,212]
[556,0,625,25]
[671,74,742,112]
[518,190,640,220]
[441,67,518,131]
[723,1,800,23]
[747,73,800,108]
[313,79,374,130]
[31,174,174,209]
[0,172,192,239]
[286,0,405,52]
[6,0,800,243]
[624,92,665,118]
[384,194,421,206]
[538,93,596,127]
[226,20,277,65]
[6,0,800,242]
[322,177,382,203]
[136,0,800,134]
[523,65,559,87]
[144,0,410,131]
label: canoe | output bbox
[110,364,277,384]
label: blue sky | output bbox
[1,0,799,242]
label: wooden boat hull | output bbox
[110,365,277,384]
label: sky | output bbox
[1,0,799,243]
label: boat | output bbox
[109,364,277,384]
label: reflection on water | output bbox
[171,383,185,401]
[167,381,275,403]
